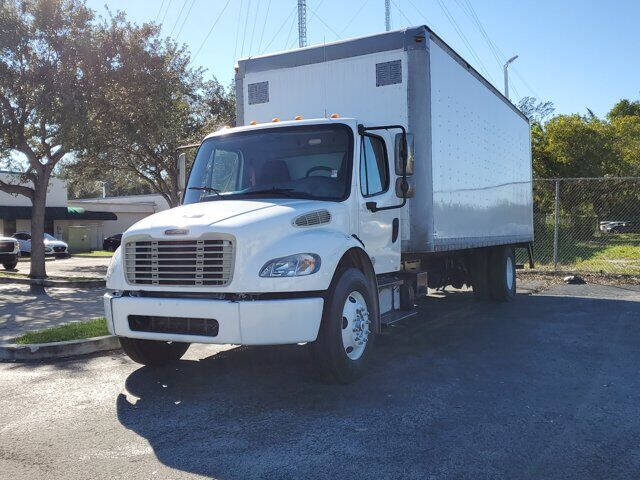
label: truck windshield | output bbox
[183,124,353,204]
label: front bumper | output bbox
[0,252,18,263]
[103,293,324,345]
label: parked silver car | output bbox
[12,232,69,258]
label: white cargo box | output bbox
[235,26,533,253]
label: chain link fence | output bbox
[521,177,640,276]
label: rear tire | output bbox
[488,246,516,301]
[309,268,375,383]
[119,337,190,366]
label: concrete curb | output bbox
[0,276,105,288]
[0,335,121,362]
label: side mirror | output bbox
[395,177,415,198]
[394,132,414,176]
[178,152,187,193]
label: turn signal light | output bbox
[249,120,257,125]
[294,115,303,120]
[272,117,280,122]
[330,113,340,118]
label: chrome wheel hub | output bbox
[506,256,514,290]
[341,291,370,360]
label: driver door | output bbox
[357,132,401,274]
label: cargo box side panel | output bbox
[429,39,533,251]
[240,49,408,127]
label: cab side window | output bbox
[360,135,389,197]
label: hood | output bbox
[125,199,331,237]
[44,239,67,247]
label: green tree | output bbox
[67,14,235,208]
[0,0,98,278]
[518,96,555,124]
[607,99,640,121]
[542,114,615,178]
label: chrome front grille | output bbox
[124,238,234,286]
[0,241,15,253]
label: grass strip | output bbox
[14,317,109,344]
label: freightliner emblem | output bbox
[165,228,189,235]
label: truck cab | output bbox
[104,117,414,382]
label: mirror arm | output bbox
[358,124,409,212]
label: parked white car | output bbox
[0,235,20,270]
[13,232,69,258]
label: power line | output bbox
[340,0,370,35]
[437,0,494,81]
[160,0,172,25]
[458,0,539,99]
[285,7,298,50]
[175,0,197,41]
[240,0,252,57]
[414,0,494,83]
[248,0,260,55]
[308,10,340,40]
[169,0,189,37]
[233,0,244,61]
[257,0,271,53]
[262,5,297,53]
[390,0,411,26]
[155,0,166,22]
[192,0,232,61]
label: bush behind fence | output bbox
[523,177,640,275]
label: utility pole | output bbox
[503,55,518,100]
[385,0,391,31]
[298,0,307,48]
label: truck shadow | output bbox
[117,289,640,479]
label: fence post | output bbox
[553,179,560,271]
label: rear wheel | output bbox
[310,268,375,383]
[489,246,516,301]
[119,337,190,366]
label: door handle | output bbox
[392,218,399,243]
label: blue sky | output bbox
[85,0,640,118]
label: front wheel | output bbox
[309,268,375,383]
[2,260,17,270]
[119,337,190,366]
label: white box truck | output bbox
[104,26,533,382]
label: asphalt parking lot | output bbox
[12,255,111,278]
[1,282,639,479]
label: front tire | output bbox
[119,337,190,366]
[310,268,375,383]
[2,260,17,270]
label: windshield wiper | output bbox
[189,186,220,196]
[239,188,314,198]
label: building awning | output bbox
[0,206,117,221]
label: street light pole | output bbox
[503,55,518,100]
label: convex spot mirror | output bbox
[395,177,415,198]
[394,132,414,176]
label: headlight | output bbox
[259,253,321,277]
[105,247,121,282]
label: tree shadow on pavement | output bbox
[116,290,640,480]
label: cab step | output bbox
[380,308,418,326]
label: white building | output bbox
[0,171,116,250]
[68,193,170,238]
[0,171,173,250]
